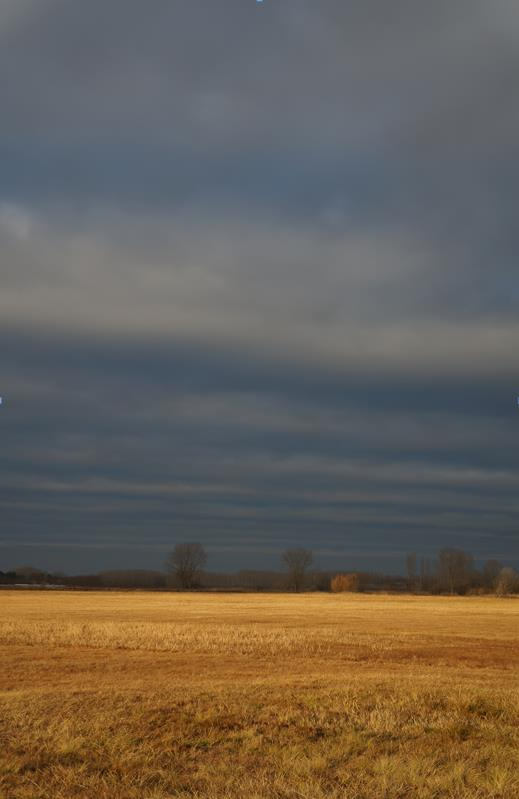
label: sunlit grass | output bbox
[1,591,518,797]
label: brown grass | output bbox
[1,591,519,798]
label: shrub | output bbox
[331,573,360,593]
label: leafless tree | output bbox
[406,552,417,591]
[282,548,313,592]
[419,556,432,592]
[496,567,519,596]
[483,559,502,591]
[166,543,207,589]
[437,548,474,594]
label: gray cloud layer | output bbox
[1,1,518,572]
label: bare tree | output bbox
[166,543,207,589]
[496,567,519,596]
[419,556,432,592]
[282,548,313,592]
[437,548,474,594]
[483,559,502,591]
[406,552,417,591]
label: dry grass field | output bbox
[1,591,518,799]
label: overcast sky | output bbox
[1,0,518,574]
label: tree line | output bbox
[1,544,518,595]
[404,548,519,596]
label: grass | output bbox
[1,591,518,798]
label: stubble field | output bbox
[0,590,518,799]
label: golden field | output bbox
[1,591,518,798]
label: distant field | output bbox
[1,592,518,798]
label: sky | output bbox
[1,0,519,574]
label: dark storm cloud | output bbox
[1,1,518,571]
[2,0,519,209]
[2,327,518,571]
